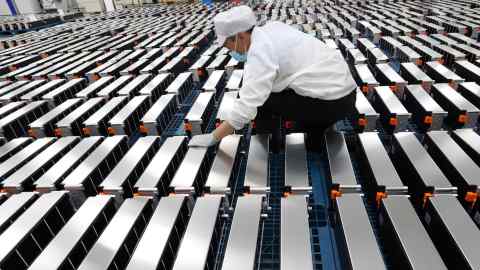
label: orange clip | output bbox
[448,81,456,88]
[415,59,423,66]
[283,191,291,197]
[330,189,342,200]
[40,53,48,58]
[361,85,369,94]
[389,117,398,126]
[197,69,205,77]
[458,114,468,124]
[184,122,192,132]
[358,118,367,127]
[92,74,100,81]
[27,129,36,138]
[54,128,62,137]
[424,115,433,125]
[465,191,478,209]
[376,191,387,207]
[98,191,108,195]
[423,192,433,208]
[139,124,148,135]
[82,127,91,136]
[107,127,116,135]
[389,85,398,92]
[133,192,140,197]
[438,58,444,65]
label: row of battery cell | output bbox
[0,43,237,86]
[0,127,310,203]
[326,129,480,270]
[0,7,219,55]
[0,35,234,80]
[0,188,314,270]
[350,60,480,132]
[0,66,244,139]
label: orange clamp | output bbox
[458,114,468,124]
[358,118,367,127]
[91,74,100,81]
[424,115,433,125]
[361,85,369,94]
[376,191,387,207]
[465,191,478,209]
[389,117,398,126]
[184,122,192,132]
[27,129,36,138]
[139,124,148,135]
[107,127,116,135]
[330,190,342,200]
[54,128,62,137]
[415,59,423,66]
[389,85,398,92]
[283,191,291,197]
[423,192,433,208]
[82,127,91,136]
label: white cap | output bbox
[214,5,256,46]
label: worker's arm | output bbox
[189,32,278,147]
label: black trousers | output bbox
[253,88,357,150]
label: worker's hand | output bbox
[188,133,219,147]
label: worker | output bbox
[189,5,357,150]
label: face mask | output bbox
[230,51,247,62]
[229,34,248,62]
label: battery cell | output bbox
[403,85,446,131]
[431,83,479,128]
[134,136,188,196]
[371,86,411,133]
[139,94,177,136]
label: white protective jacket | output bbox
[227,21,357,130]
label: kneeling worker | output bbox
[189,5,357,149]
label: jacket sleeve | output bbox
[227,35,279,130]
